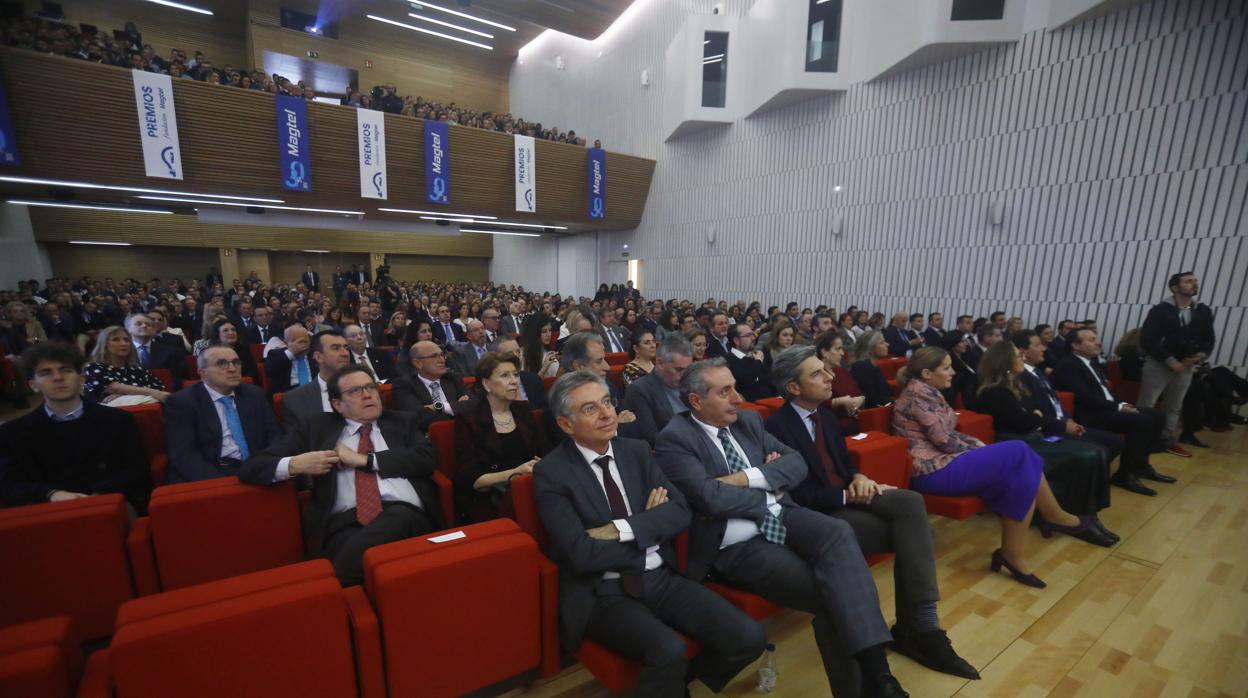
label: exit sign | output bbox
[365,59,373,68]
[306,50,319,58]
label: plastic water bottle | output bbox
[756,643,777,693]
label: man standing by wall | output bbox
[1138,272,1215,459]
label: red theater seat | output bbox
[119,403,167,487]
[844,431,911,489]
[608,364,625,390]
[877,357,907,381]
[604,352,629,366]
[738,402,770,418]
[363,520,542,697]
[184,355,197,375]
[858,405,893,434]
[82,560,382,698]
[127,478,304,594]
[956,410,995,444]
[1058,391,1075,416]
[542,375,556,392]
[756,397,784,413]
[0,616,81,698]
[428,419,457,478]
[0,496,134,642]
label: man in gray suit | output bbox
[534,371,765,698]
[448,319,490,377]
[281,330,351,434]
[597,307,630,355]
[619,334,694,446]
[499,301,521,337]
[655,358,907,698]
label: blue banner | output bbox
[275,95,311,192]
[425,120,450,204]
[587,147,605,219]
[0,76,19,165]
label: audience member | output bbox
[449,319,490,377]
[656,359,908,698]
[264,325,315,396]
[280,330,350,434]
[490,336,547,408]
[883,313,923,357]
[0,300,48,354]
[453,353,548,523]
[431,305,465,345]
[597,307,630,355]
[83,325,169,404]
[705,312,731,358]
[964,323,1001,371]
[813,330,865,433]
[937,330,977,409]
[242,365,443,585]
[203,317,261,383]
[534,371,765,697]
[518,313,560,378]
[765,346,977,679]
[849,330,894,408]
[620,334,693,447]
[126,313,185,389]
[343,324,394,383]
[922,313,946,346]
[392,340,469,420]
[684,328,708,361]
[621,328,656,388]
[243,305,281,345]
[726,323,772,402]
[164,345,282,483]
[0,343,149,512]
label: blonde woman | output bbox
[84,325,169,404]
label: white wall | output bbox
[490,233,602,299]
[0,205,52,289]
[506,0,1248,372]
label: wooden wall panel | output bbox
[0,48,654,231]
[33,0,249,68]
[27,209,493,257]
[268,251,369,288]
[46,244,219,283]
[234,249,271,285]
[384,255,489,284]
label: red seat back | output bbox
[604,352,629,366]
[185,355,198,375]
[509,473,547,551]
[1057,391,1075,416]
[0,616,79,698]
[858,404,894,434]
[844,432,911,488]
[428,420,457,478]
[272,391,285,423]
[0,496,134,641]
[608,364,625,390]
[877,357,907,380]
[150,368,173,392]
[146,478,304,590]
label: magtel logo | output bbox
[372,171,384,197]
[431,132,444,175]
[160,146,177,176]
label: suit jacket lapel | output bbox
[730,420,763,468]
[688,416,731,476]
[613,442,648,515]
[783,405,820,472]
[194,384,224,447]
[564,440,613,522]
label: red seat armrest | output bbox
[342,586,385,698]
[76,648,111,698]
[125,517,160,596]
[432,470,454,526]
[537,555,562,678]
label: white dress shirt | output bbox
[689,416,779,549]
[286,349,309,387]
[203,383,244,460]
[353,351,376,378]
[273,418,423,514]
[1023,363,1065,420]
[1075,355,1122,408]
[420,375,454,415]
[574,441,662,577]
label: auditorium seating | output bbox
[0,616,81,698]
[608,364,626,390]
[150,368,173,392]
[877,357,907,380]
[428,420,457,478]
[119,403,168,486]
[79,560,384,698]
[0,495,135,642]
[127,478,304,595]
[362,519,544,697]
[604,352,629,366]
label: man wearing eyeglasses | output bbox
[164,345,282,483]
[392,340,470,421]
[243,365,443,586]
[726,323,772,402]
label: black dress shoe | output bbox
[1093,520,1120,543]
[889,625,980,680]
[1179,434,1209,448]
[862,672,909,698]
[1228,414,1248,425]
[1071,526,1116,547]
[1111,473,1157,496]
[1139,466,1177,484]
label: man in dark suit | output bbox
[265,325,316,396]
[301,265,320,293]
[343,323,394,383]
[126,313,185,389]
[921,313,946,347]
[963,323,1001,372]
[655,359,906,698]
[0,342,149,513]
[1051,328,1172,496]
[242,365,443,585]
[448,320,490,377]
[704,312,731,359]
[205,267,223,289]
[233,300,255,332]
[492,337,548,409]
[764,347,977,680]
[351,264,370,287]
[356,305,386,348]
[430,305,464,346]
[534,371,765,698]
[883,313,922,358]
[498,302,520,337]
[726,323,772,402]
[596,308,630,355]
[282,331,352,435]
[620,334,694,447]
[164,346,282,483]
[392,340,470,421]
[243,305,281,345]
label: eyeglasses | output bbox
[577,395,618,418]
[341,383,380,398]
[413,352,445,360]
[210,359,243,369]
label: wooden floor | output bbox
[514,426,1248,698]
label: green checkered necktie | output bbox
[716,427,786,545]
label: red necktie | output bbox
[354,424,383,526]
[810,411,846,489]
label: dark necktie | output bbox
[809,411,845,489]
[593,456,643,597]
[354,424,382,526]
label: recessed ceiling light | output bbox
[7,199,173,214]
[302,249,330,253]
[409,1,516,31]
[142,0,213,16]
[378,207,497,219]
[367,15,493,50]
[406,12,494,39]
[456,219,568,230]
[459,228,541,237]
[137,196,362,216]
[0,175,283,203]
[68,240,135,246]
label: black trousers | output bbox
[322,501,434,586]
[583,566,765,698]
[711,507,892,698]
[1080,407,1164,475]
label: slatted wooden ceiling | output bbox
[0,48,655,232]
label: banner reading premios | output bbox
[514,134,536,213]
[131,70,183,180]
[275,95,311,192]
[357,109,387,200]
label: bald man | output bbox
[264,325,317,396]
[448,319,490,377]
